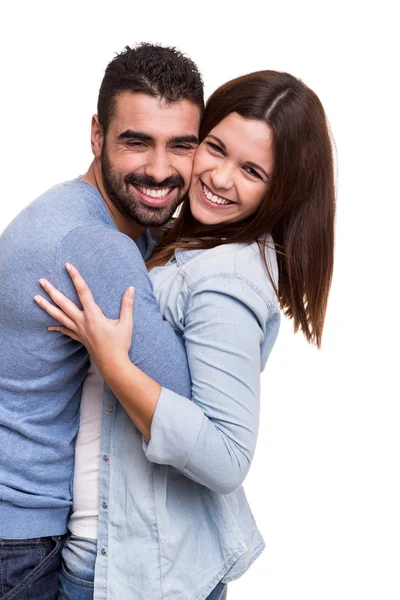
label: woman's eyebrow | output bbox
[247,161,271,181]
[207,135,271,180]
[207,134,226,150]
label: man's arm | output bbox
[55,224,191,398]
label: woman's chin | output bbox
[190,205,216,227]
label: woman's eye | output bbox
[206,142,224,155]
[243,166,262,180]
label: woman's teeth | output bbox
[202,183,232,206]
[136,185,172,199]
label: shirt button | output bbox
[103,455,109,462]
[102,502,108,509]
[106,407,113,415]
[101,547,107,556]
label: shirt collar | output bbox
[174,248,206,266]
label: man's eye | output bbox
[206,142,224,155]
[172,144,192,152]
[126,141,147,147]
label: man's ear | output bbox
[91,115,104,157]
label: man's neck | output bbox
[82,161,145,241]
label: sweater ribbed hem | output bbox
[0,503,69,539]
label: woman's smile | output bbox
[199,180,236,209]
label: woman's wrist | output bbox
[95,352,132,384]
[93,353,161,442]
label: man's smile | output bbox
[130,183,177,207]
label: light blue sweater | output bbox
[0,179,191,538]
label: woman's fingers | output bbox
[119,287,135,331]
[39,278,83,322]
[34,295,78,332]
[65,263,97,312]
[48,326,82,343]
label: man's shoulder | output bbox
[11,178,117,242]
[3,178,98,233]
[32,178,102,219]
[0,178,132,271]
[58,223,136,254]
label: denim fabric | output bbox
[58,535,95,600]
[0,535,66,600]
[95,240,280,599]
[207,582,228,600]
[0,178,191,538]
[58,536,227,600]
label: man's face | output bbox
[100,92,201,227]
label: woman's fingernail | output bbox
[39,279,45,286]
[34,296,41,303]
[65,263,71,271]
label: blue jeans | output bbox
[58,534,227,599]
[0,535,66,600]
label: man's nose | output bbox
[144,150,172,184]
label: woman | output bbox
[35,70,335,599]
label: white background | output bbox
[1,1,399,598]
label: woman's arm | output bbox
[35,264,272,494]
[143,277,268,493]
[35,264,161,441]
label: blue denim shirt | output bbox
[94,240,281,600]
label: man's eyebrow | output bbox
[169,135,199,145]
[118,130,153,141]
[207,134,271,180]
[117,131,198,145]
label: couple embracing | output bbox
[0,43,335,599]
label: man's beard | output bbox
[101,146,188,228]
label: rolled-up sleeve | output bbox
[143,276,270,494]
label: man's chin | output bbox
[126,201,181,228]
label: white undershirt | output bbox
[68,360,103,539]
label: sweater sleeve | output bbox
[55,225,191,397]
[142,275,272,494]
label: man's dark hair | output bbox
[97,43,204,134]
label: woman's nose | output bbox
[210,162,234,191]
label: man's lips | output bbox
[130,183,177,207]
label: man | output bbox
[0,43,203,598]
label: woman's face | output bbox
[189,113,275,228]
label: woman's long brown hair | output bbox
[147,71,336,347]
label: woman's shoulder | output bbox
[178,236,279,311]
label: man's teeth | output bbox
[202,184,232,206]
[137,185,172,199]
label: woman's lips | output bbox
[199,180,235,210]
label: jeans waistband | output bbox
[0,535,65,545]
